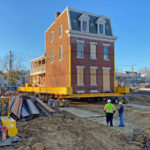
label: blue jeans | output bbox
[119,113,124,127]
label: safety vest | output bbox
[104,103,116,113]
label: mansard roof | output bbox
[68,7,113,36]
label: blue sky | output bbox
[0,0,149,72]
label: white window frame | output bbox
[51,31,54,42]
[103,43,110,47]
[103,67,111,70]
[90,66,98,86]
[76,40,84,59]
[76,66,85,68]
[103,46,110,61]
[98,24,104,35]
[51,49,54,63]
[76,90,85,93]
[76,66,84,86]
[79,13,90,32]
[90,90,99,93]
[59,45,63,61]
[81,21,89,32]
[59,24,62,38]
[95,17,106,35]
[90,42,97,60]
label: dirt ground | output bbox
[129,93,150,106]
[2,94,150,150]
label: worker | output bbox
[104,99,116,126]
[118,102,124,127]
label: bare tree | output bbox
[0,51,27,86]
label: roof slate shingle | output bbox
[69,10,113,36]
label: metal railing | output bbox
[30,65,46,75]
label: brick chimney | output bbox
[55,12,61,20]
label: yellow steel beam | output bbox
[58,93,125,99]
[40,87,72,95]
[17,86,73,95]
[114,46,116,92]
[69,45,72,87]
[116,86,130,94]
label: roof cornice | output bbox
[66,30,117,42]
[30,55,46,63]
[67,7,110,19]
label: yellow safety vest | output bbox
[104,103,116,113]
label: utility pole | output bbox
[131,65,135,87]
[8,50,13,87]
[131,65,134,72]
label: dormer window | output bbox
[99,24,104,34]
[82,21,88,32]
[79,13,90,32]
[96,16,106,35]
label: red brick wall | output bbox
[45,10,70,87]
[70,37,114,93]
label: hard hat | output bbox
[107,99,111,103]
[119,102,122,105]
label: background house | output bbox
[0,74,8,88]
[116,71,147,87]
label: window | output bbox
[104,46,110,60]
[96,17,106,35]
[76,90,85,93]
[51,50,54,63]
[90,44,97,60]
[99,24,104,34]
[103,67,111,91]
[90,90,99,93]
[77,66,84,85]
[82,21,88,32]
[59,24,62,37]
[59,45,63,60]
[77,43,84,58]
[79,13,90,32]
[51,31,54,42]
[90,67,97,85]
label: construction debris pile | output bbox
[133,128,150,149]
[10,95,55,120]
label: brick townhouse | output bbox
[30,7,117,94]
